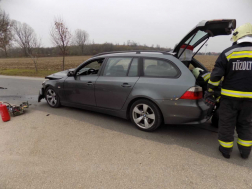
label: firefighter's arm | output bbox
[205,53,227,106]
[207,53,227,90]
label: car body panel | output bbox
[155,99,208,124]
[45,69,75,80]
[43,78,65,100]
[60,101,128,119]
[95,76,139,110]
[63,75,98,106]
[129,76,193,100]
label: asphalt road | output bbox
[0,75,252,189]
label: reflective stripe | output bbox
[218,140,233,148]
[226,51,252,60]
[229,55,252,60]
[208,79,220,86]
[225,47,252,57]
[237,138,252,147]
[227,51,252,57]
[221,88,252,98]
[202,73,210,81]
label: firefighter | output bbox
[205,23,252,159]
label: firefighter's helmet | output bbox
[192,68,203,79]
[231,23,252,42]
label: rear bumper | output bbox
[156,99,209,125]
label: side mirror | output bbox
[67,71,75,77]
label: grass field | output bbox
[0,55,217,77]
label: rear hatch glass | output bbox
[173,19,236,62]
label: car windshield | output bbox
[185,30,208,46]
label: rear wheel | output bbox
[45,87,61,108]
[130,99,162,131]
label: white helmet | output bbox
[231,23,252,42]
[192,68,203,79]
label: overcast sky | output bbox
[1,0,251,52]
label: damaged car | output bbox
[38,19,236,131]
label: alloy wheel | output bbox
[46,89,58,107]
[132,104,155,129]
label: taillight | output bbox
[180,87,203,100]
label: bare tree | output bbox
[0,9,12,57]
[12,20,35,56]
[74,29,89,55]
[50,17,71,70]
[12,20,41,72]
[27,37,41,73]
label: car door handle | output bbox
[121,83,131,87]
[87,81,93,86]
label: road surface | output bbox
[0,75,252,189]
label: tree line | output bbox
[0,8,171,71]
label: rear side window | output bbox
[143,58,179,77]
[103,57,132,76]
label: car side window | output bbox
[103,57,132,77]
[76,58,104,76]
[143,58,179,77]
[128,58,138,77]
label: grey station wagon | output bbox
[38,19,236,131]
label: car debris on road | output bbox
[0,101,31,122]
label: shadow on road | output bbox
[32,101,251,169]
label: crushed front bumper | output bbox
[38,88,45,102]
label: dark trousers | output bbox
[218,98,252,155]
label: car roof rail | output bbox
[92,50,175,57]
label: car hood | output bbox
[45,68,75,80]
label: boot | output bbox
[219,146,230,159]
[238,144,251,159]
[240,153,249,159]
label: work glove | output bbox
[204,89,216,107]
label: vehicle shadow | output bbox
[34,101,251,169]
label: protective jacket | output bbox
[208,42,252,99]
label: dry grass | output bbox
[0,56,92,71]
[0,69,58,77]
[194,55,217,71]
[0,55,217,77]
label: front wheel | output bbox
[130,99,162,131]
[45,87,61,108]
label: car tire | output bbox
[130,99,162,131]
[211,111,219,128]
[45,87,61,108]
